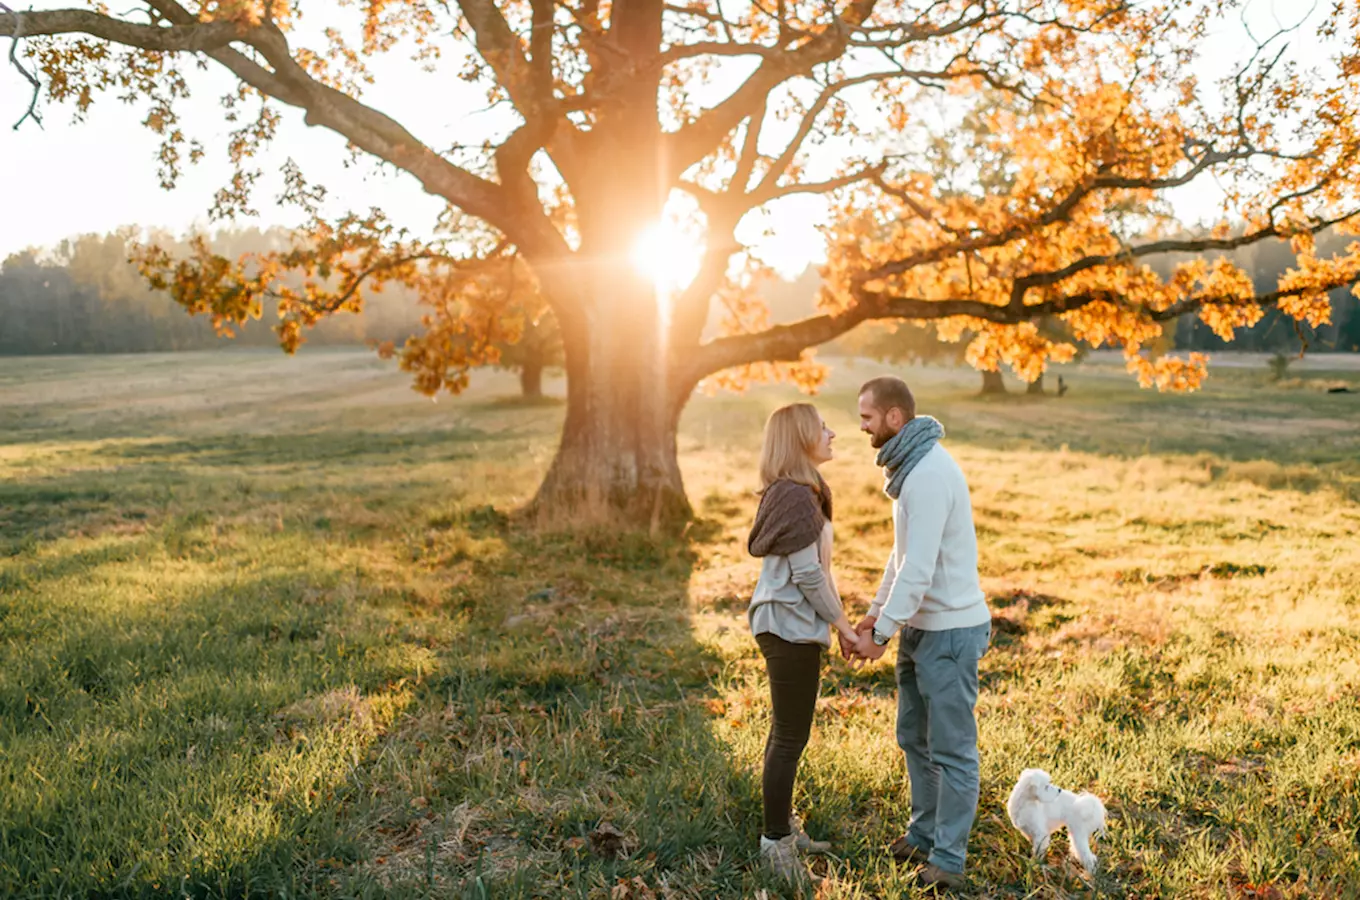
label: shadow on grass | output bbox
[0,557,434,899]
[322,510,769,899]
[1,475,767,898]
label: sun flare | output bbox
[630,220,703,296]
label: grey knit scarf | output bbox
[876,415,945,500]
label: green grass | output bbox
[2,350,1359,898]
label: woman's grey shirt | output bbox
[748,522,844,648]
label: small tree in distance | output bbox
[378,254,563,401]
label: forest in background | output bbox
[0,229,423,355]
[3,227,1359,360]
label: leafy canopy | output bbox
[6,0,1360,392]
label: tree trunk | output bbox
[981,369,1007,394]
[1027,373,1045,395]
[530,236,690,530]
[519,355,544,399]
[533,384,689,530]
[528,104,687,530]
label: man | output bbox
[848,375,992,892]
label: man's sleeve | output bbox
[867,554,896,621]
[874,473,952,638]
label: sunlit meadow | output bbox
[2,350,1358,898]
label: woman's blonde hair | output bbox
[758,403,824,491]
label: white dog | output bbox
[1007,768,1107,875]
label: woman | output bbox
[746,403,859,885]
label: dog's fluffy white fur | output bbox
[1007,768,1107,875]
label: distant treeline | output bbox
[2,226,1358,356]
[1155,229,1360,353]
[0,228,424,355]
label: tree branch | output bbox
[1011,209,1359,298]
[0,8,244,53]
[529,0,555,98]
[459,0,588,193]
[754,71,894,195]
[677,292,1058,383]
[255,24,568,255]
[862,146,1255,283]
[658,40,780,63]
[7,4,575,261]
[680,258,1360,384]
[659,1,1072,186]
[731,99,766,193]
[753,164,887,205]
[667,220,744,355]
[283,240,513,317]
[458,0,554,119]
[662,0,878,178]
[679,161,883,223]
[1,1,43,129]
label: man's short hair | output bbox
[859,375,916,420]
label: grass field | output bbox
[2,349,1359,899]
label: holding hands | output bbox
[836,614,889,664]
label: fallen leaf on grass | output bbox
[590,821,630,859]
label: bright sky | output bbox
[0,0,1331,279]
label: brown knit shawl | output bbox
[748,476,834,558]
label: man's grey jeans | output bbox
[894,621,992,874]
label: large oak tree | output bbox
[6,0,1360,525]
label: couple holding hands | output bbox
[747,375,992,892]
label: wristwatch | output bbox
[871,627,892,646]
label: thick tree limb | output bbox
[457,0,569,135]
[0,8,242,52]
[252,24,569,257]
[731,100,766,194]
[1007,209,1360,306]
[663,56,825,179]
[528,0,555,98]
[659,40,780,62]
[679,269,1360,384]
[613,0,667,58]
[667,220,743,353]
[5,4,571,263]
[676,292,1061,384]
[458,0,591,191]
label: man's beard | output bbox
[869,426,895,449]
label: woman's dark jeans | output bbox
[755,632,822,839]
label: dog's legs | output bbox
[1031,830,1051,859]
[1068,828,1098,875]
